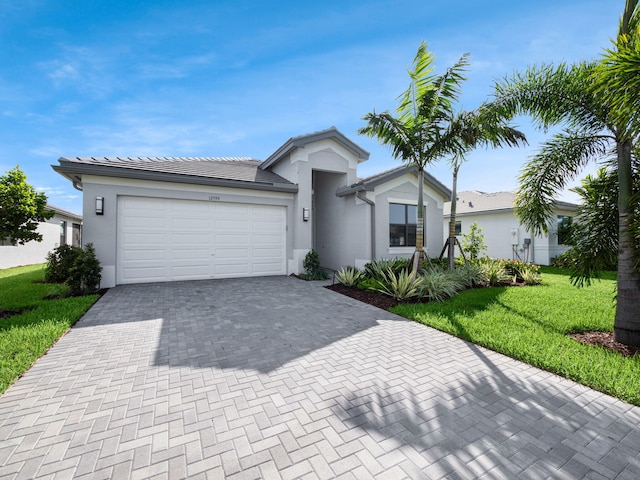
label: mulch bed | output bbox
[326,284,640,358]
[570,331,640,358]
[326,284,400,310]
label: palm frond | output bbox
[397,41,437,123]
[358,111,419,164]
[515,131,612,235]
[413,53,470,126]
[494,62,608,133]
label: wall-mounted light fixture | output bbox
[96,196,104,215]
[302,207,309,222]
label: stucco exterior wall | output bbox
[80,175,295,287]
[369,176,446,262]
[313,170,368,271]
[268,139,362,273]
[0,212,81,270]
[446,211,573,265]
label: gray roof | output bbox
[53,156,298,193]
[336,164,452,200]
[46,204,82,222]
[443,190,579,216]
[261,126,370,170]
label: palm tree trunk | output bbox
[614,139,640,346]
[414,168,425,272]
[447,164,460,271]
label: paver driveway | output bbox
[0,276,639,479]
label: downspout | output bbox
[72,180,83,191]
[356,191,376,260]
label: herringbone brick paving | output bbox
[0,276,638,479]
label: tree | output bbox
[493,0,640,346]
[442,107,526,270]
[0,166,54,245]
[562,167,625,277]
[359,42,525,273]
[461,222,487,260]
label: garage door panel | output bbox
[121,249,166,261]
[117,196,285,284]
[170,232,210,245]
[215,234,249,246]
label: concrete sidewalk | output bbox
[0,276,638,479]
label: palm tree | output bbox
[493,0,640,346]
[359,42,526,272]
[442,106,526,270]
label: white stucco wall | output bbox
[0,212,81,270]
[370,175,446,262]
[268,139,363,273]
[444,210,574,265]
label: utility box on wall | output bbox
[510,227,519,246]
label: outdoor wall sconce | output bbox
[302,207,309,222]
[96,196,104,215]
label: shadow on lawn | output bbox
[332,339,640,478]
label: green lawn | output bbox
[392,267,640,406]
[0,264,98,394]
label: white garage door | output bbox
[117,196,286,284]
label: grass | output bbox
[391,266,640,406]
[0,264,98,394]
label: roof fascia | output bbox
[52,163,299,194]
[260,127,370,171]
[337,165,452,199]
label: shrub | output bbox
[45,243,102,295]
[502,259,541,284]
[551,250,578,269]
[477,259,511,286]
[520,267,542,286]
[67,243,102,295]
[364,258,410,281]
[335,266,363,287]
[419,269,463,302]
[357,277,379,292]
[301,249,328,280]
[373,268,421,301]
[451,262,485,289]
[45,244,82,283]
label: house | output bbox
[443,190,579,265]
[0,205,82,270]
[52,127,451,287]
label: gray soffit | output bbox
[336,164,452,200]
[260,126,370,170]
[53,157,298,193]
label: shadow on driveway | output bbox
[77,276,403,374]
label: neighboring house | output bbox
[0,205,82,270]
[53,127,451,287]
[443,190,579,265]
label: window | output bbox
[72,223,82,247]
[455,221,462,235]
[557,215,572,245]
[60,221,67,246]
[389,203,418,247]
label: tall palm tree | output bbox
[442,106,526,270]
[493,0,640,346]
[359,42,526,272]
[359,43,468,272]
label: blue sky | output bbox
[1,0,621,214]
